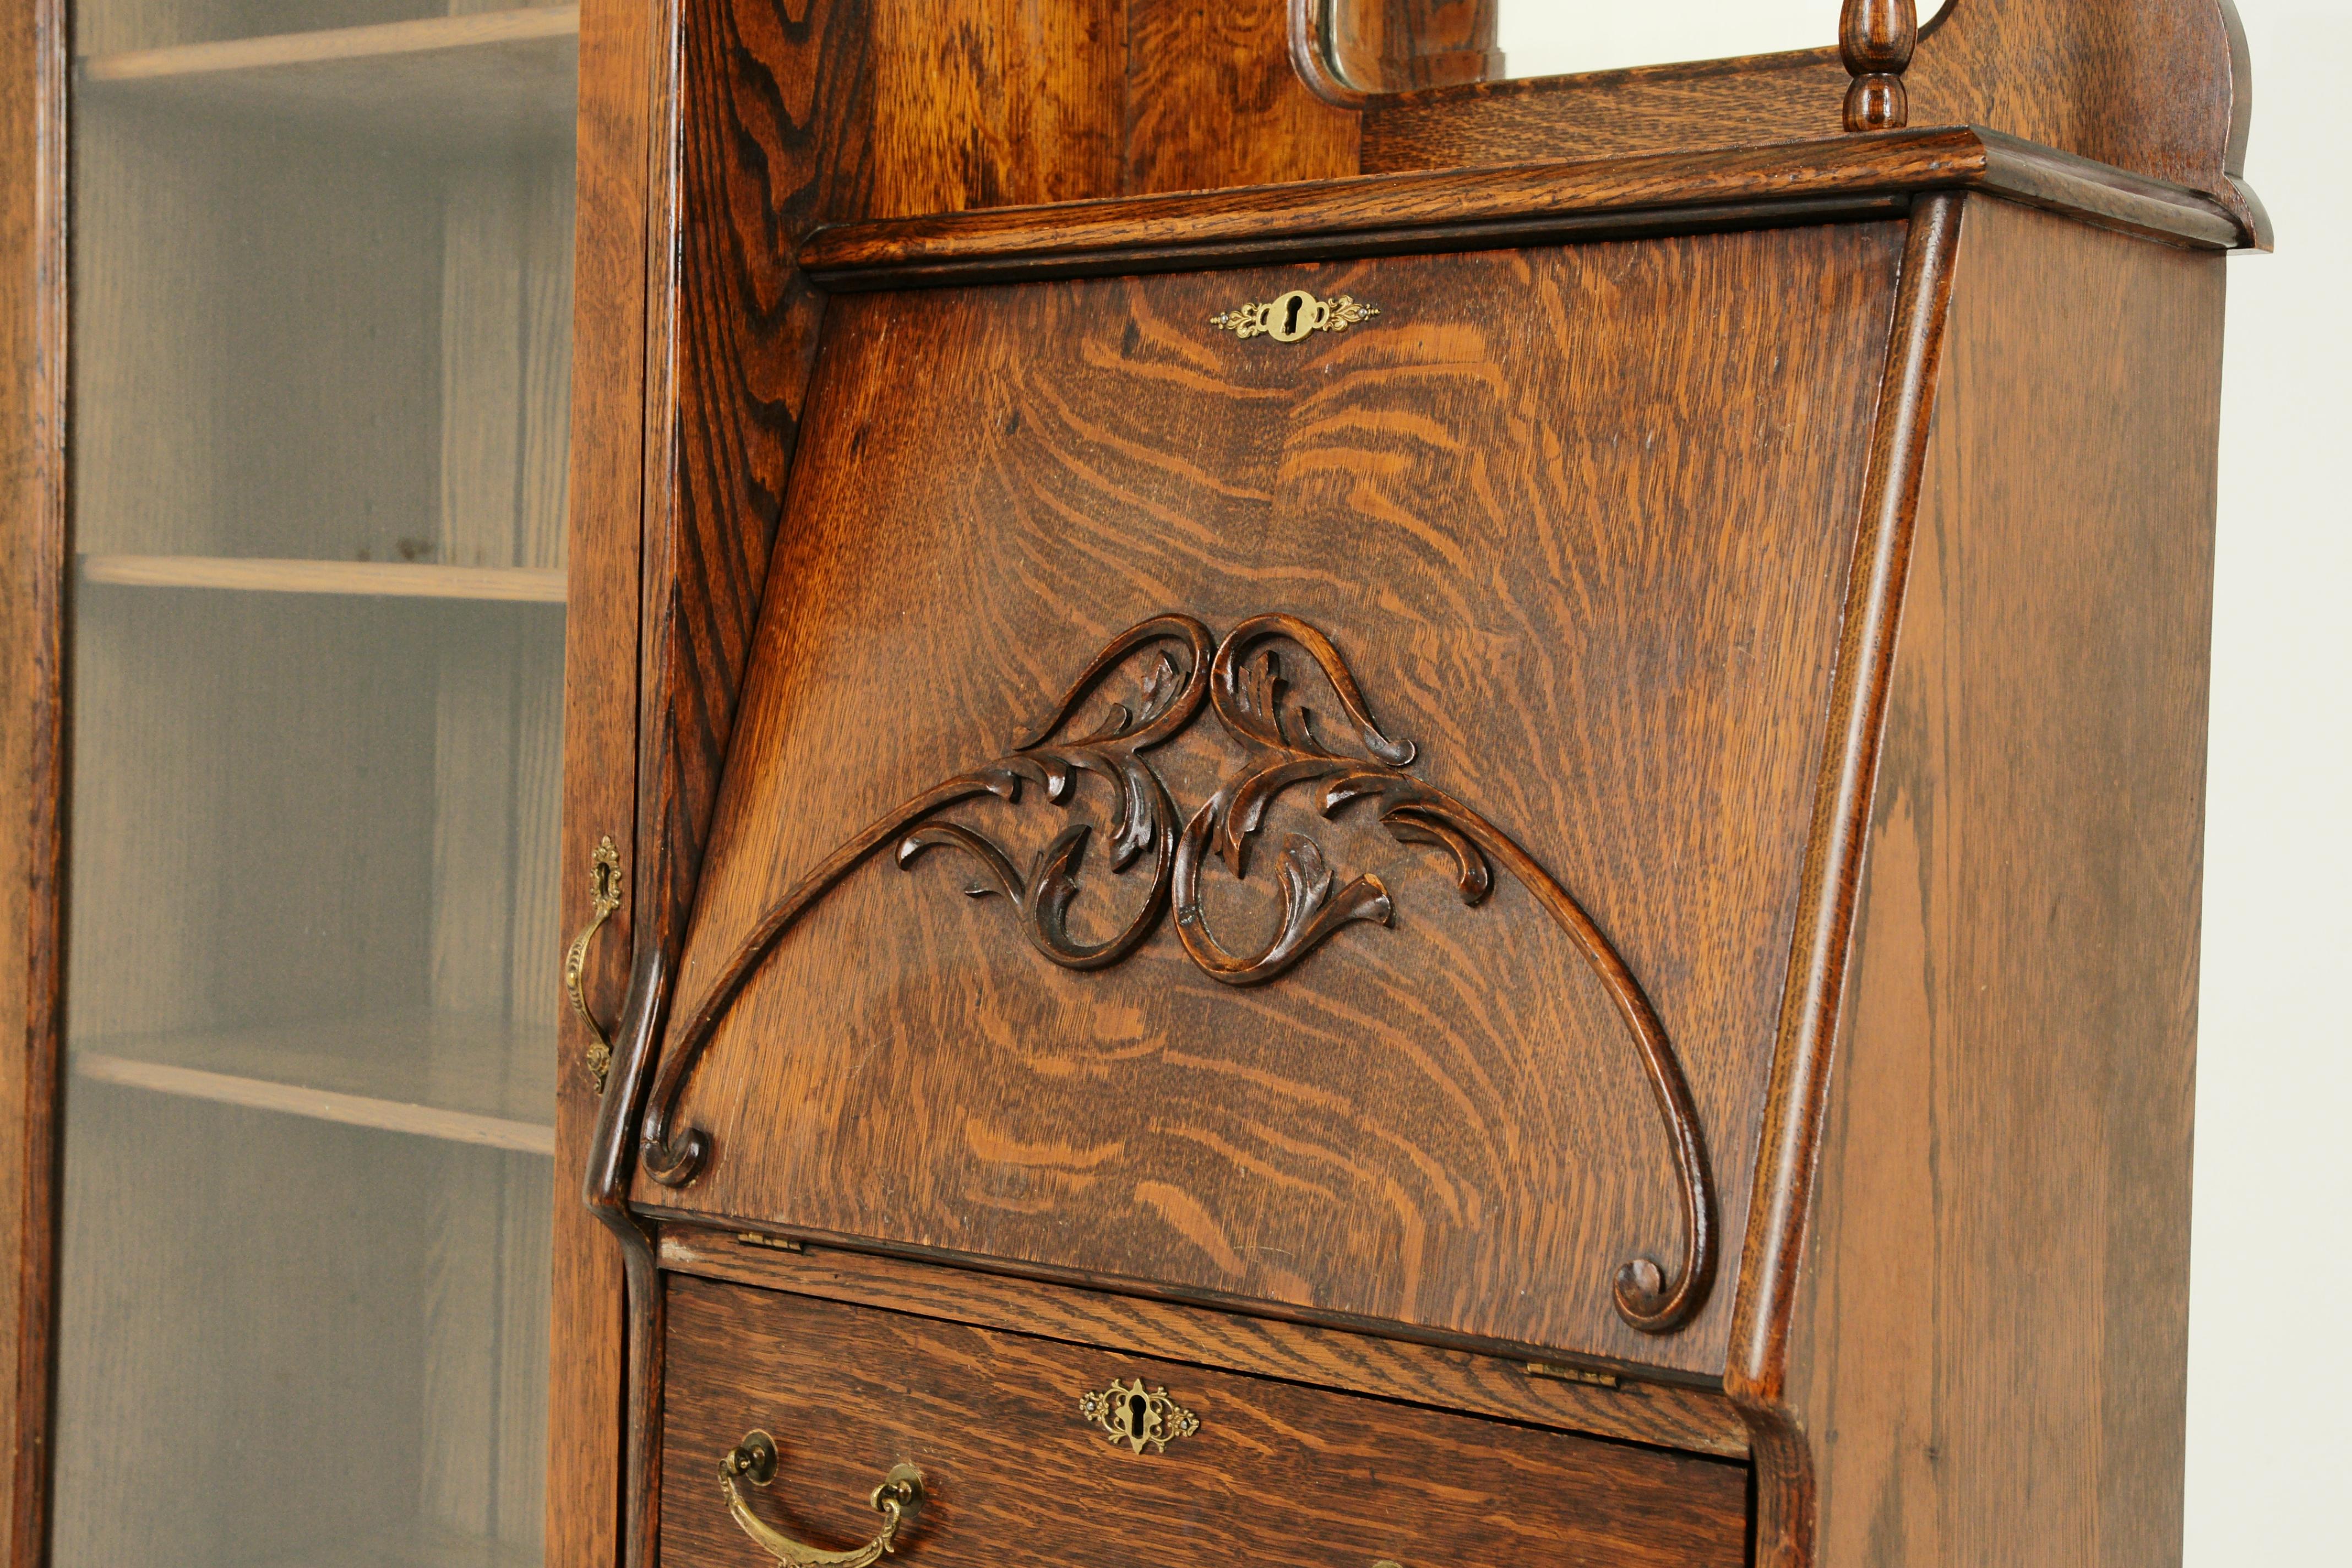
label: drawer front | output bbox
[641,223,1905,1373]
[661,1274,1749,1567]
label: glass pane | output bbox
[57,3,576,1564]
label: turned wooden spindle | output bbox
[1841,0,1918,131]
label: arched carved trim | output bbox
[636,612,1716,1336]
[637,613,1215,1188]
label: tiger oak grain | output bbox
[635,224,1906,1378]
[660,1274,1750,1567]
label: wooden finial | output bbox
[1841,0,1918,131]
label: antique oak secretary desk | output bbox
[0,1,2260,1566]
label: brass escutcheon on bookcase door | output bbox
[564,834,624,1091]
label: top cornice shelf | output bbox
[797,127,2248,292]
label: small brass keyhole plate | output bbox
[1211,288,1380,341]
[1077,1377,1200,1455]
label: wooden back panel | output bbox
[631,219,1905,1378]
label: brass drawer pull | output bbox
[720,1430,924,1566]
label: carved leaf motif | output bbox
[1277,831,1332,915]
[1242,650,1286,742]
[1382,805,1493,906]
[635,612,1717,1340]
[1135,652,1185,728]
[896,820,1023,901]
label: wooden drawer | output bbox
[661,1273,1749,1567]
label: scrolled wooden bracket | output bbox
[1841,0,1919,131]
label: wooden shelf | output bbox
[72,1012,556,1156]
[80,554,566,603]
[244,1521,543,1568]
[78,7,579,148]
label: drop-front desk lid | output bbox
[606,129,2245,1383]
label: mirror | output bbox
[1314,1,1954,93]
[1500,2,1837,78]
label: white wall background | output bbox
[1494,5,2351,1563]
[2179,7,2350,1565]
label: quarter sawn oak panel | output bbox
[1783,195,2223,1568]
[660,1229,1751,1458]
[635,223,1904,1375]
[660,1274,1750,1567]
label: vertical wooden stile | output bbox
[0,2,67,1560]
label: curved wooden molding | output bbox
[634,612,1717,1336]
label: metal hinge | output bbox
[1523,1362,1621,1390]
[734,1232,807,1253]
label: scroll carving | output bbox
[636,614,1717,1336]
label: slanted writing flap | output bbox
[633,222,1903,1376]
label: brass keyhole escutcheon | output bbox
[1078,1377,1199,1454]
[1210,288,1380,341]
[1268,288,1322,341]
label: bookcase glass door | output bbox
[57,4,576,1563]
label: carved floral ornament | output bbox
[636,613,1717,1336]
